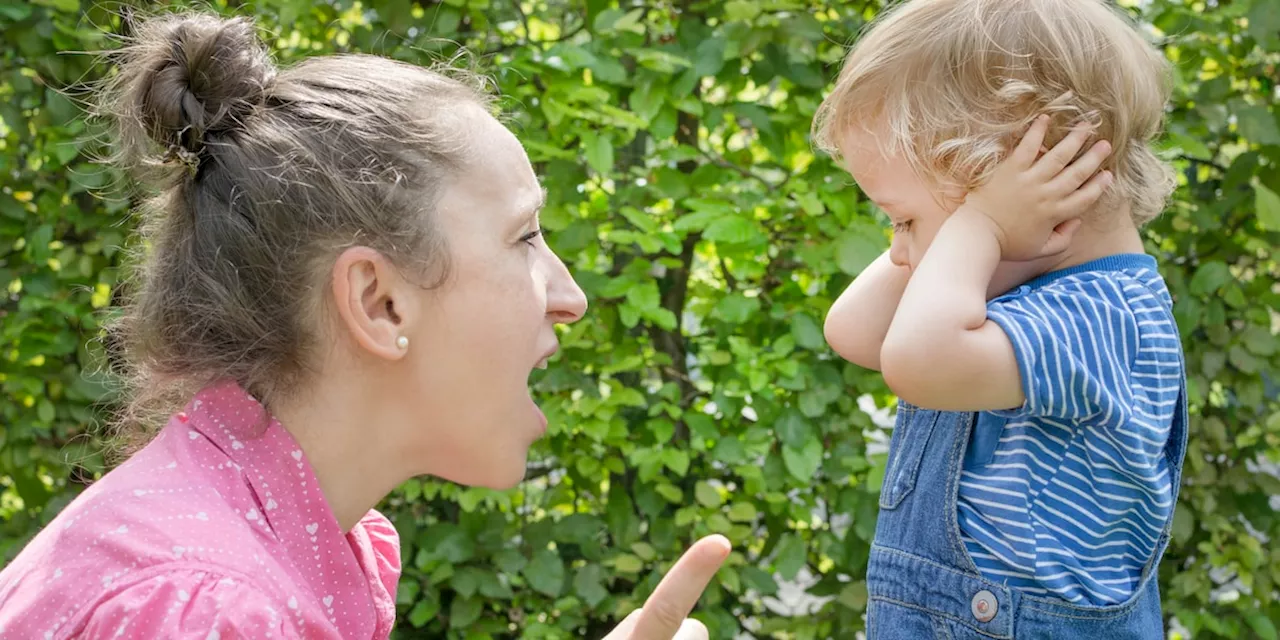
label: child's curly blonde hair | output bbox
[813,0,1176,226]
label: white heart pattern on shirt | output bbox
[305,523,318,535]
[206,632,221,640]
[195,512,208,521]
[245,509,260,522]
[322,595,334,607]
[291,450,303,462]
[178,589,191,602]
[188,430,199,440]
[265,499,278,511]
[231,440,244,450]
[287,596,298,610]
[172,546,185,558]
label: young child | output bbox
[814,0,1185,637]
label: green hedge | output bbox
[1,1,1277,638]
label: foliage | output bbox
[1,0,1277,638]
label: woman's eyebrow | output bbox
[511,187,548,231]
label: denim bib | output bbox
[864,389,1188,639]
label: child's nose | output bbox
[889,238,910,268]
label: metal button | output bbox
[971,590,998,622]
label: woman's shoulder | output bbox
[0,428,292,636]
[2,563,301,639]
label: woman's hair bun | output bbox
[110,13,275,173]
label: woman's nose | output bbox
[546,254,587,324]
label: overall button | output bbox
[971,590,998,622]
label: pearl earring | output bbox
[396,336,409,350]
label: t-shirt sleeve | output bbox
[985,285,1139,420]
[76,571,298,639]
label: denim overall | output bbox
[865,392,1188,639]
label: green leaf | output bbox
[1235,104,1280,145]
[773,533,807,580]
[655,483,684,502]
[727,502,757,522]
[31,0,78,12]
[626,281,662,311]
[1242,325,1277,356]
[1248,0,1280,49]
[494,549,527,575]
[694,37,727,77]
[837,581,868,611]
[776,409,814,449]
[695,481,723,508]
[724,0,762,21]
[37,399,54,423]
[867,452,889,493]
[582,131,614,175]
[448,595,483,629]
[790,313,826,351]
[614,553,644,573]
[704,216,763,244]
[663,449,690,476]
[836,230,884,275]
[1172,504,1194,546]
[1248,613,1279,640]
[741,566,778,595]
[573,564,610,607]
[1189,261,1231,295]
[524,549,565,597]
[1228,344,1260,373]
[0,2,33,22]
[1255,183,1280,230]
[713,293,761,324]
[408,596,440,628]
[782,436,823,483]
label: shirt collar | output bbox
[1021,253,1158,290]
[181,380,379,632]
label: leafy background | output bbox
[1,0,1277,638]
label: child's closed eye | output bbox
[892,220,913,233]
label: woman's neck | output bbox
[272,374,411,532]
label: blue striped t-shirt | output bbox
[957,253,1184,606]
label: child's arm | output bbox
[880,117,1112,411]
[824,251,911,371]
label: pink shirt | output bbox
[0,381,401,638]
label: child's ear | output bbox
[941,184,968,212]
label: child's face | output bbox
[838,130,961,272]
[838,128,1042,296]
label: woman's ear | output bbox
[330,246,411,361]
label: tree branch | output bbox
[693,145,781,190]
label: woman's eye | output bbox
[519,229,543,246]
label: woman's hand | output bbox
[603,534,732,640]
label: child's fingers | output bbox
[1041,218,1083,256]
[1035,125,1095,179]
[1059,169,1113,215]
[1051,140,1112,195]
[1011,115,1052,167]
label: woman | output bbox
[0,12,729,639]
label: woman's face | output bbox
[397,109,587,489]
